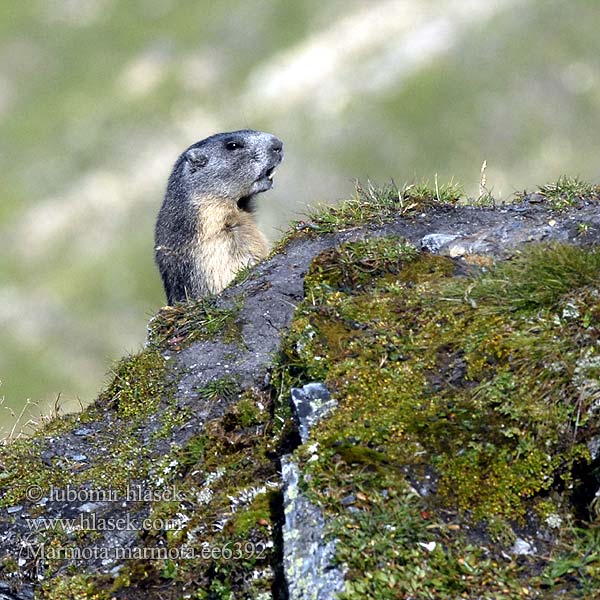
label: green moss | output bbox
[36,573,114,600]
[334,445,389,471]
[231,393,266,428]
[0,436,66,507]
[62,386,282,598]
[40,573,112,599]
[150,403,191,441]
[98,348,169,419]
[278,235,600,597]
[231,489,276,536]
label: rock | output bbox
[283,382,345,597]
[511,538,536,556]
[421,233,460,252]
[588,436,600,461]
[528,193,546,203]
[281,457,345,600]
[290,383,337,444]
[2,194,600,597]
[73,427,94,436]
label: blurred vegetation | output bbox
[1,0,600,432]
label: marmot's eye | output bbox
[225,141,243,151]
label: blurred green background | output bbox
[1,0,599,433]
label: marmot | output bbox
[154,130,283,304]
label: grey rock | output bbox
[528,193,545,203]
[511,538,536,556]
[282,382,344,597]
[421,233,460,252]
[73,427,94,436]
[78,502,104,513]
[588,436,600,461]
[281,457,345,600]
[444,236,497,257]
[340,494,356,507]
[290,383,337,443]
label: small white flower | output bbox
[545,513,563,529]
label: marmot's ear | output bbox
[185,148,208,167]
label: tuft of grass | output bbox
[401,176,464,206]
[541,526,600,595]
[198,375,239,402]
[147,297,242,351]
[464,243,600,312]
[576,222,593,237]
[305,179,464,235]
[534,175,599,211]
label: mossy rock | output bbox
[280,238,600,599]
[2,180,600,599]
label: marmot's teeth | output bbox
[267,171,275,181]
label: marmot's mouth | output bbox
[257,166,276,184]
[246,163,280,204]
[252,166,277,191]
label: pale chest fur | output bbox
[193,197,269,295]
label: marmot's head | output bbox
[170,130,283,211]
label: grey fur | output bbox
[154,130,283,304]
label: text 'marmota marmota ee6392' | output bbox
[154,130,283,304]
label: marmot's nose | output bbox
[269,137,283,157]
